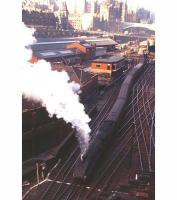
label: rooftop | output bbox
[85,38,117,46]
[30,37,117,52]
[92,55,125,64]
[33,48,82,59]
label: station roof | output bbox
[33,48,82,59]
[30,37,117,60]
[30,37,117,52]
[92,55,125,64]
[85,38,117,46]
[31,42,71,52]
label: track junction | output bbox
[23,60,155,200]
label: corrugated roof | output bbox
[40,52,57,56]
[33,49,81,59]
[30,37,117,60]
[86,38,117,46]
[31,37,117,52]
[36,37,117,44]
[31,42,69,52]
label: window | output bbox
[96,64,101,68]
[102,73,110,78]
[107,64,111,70]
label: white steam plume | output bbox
[22,23,90,152]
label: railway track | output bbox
[43,75,126,200]
[54,108,154,199]
[40,62,154,200]
[73,62,155,200]
[55,62,154,200]
[81,65,155,199]
[24,61,155,200]
[23,72,126,200]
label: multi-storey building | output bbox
[68,14,82,30]
[99,0,122,32]
[127,10,137,23]
[85,0,91,13]
[58,1,69,30]
[120,0,128,22]
[136,7,151,23]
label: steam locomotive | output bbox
[73,61,145,181]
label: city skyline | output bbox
[65,0,155,13]
[127,0,155,12]
[22,0,155,33]
[28,0,155,13]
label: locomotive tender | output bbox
[73,61,145,181]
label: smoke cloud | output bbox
[22,23,90,152]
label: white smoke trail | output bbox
[22,23,90,152]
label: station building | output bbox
[90,55,126,85]
[66,40,95,59]
[30,37,118,64]
[30,47,83,65]
[84,37,118,51]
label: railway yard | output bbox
[22,32,155,200]
[22,55,155,200]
